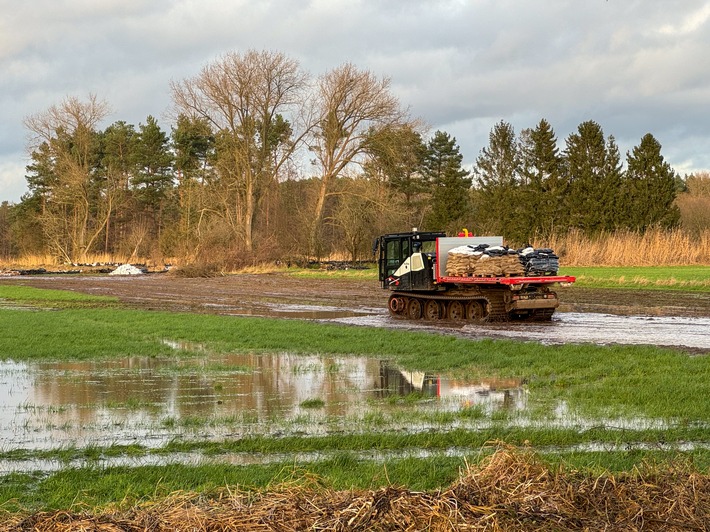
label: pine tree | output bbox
[133,116,174,205]
[563,120,621,232]
[422,131,472,232]
[132,116,175,244]
[362,124,428,228]
[474,121,522,240]
[519,119,565,238]
[624,133,681,230]
[600,135,624,230]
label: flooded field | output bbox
[0,351,525,456]
[333,312,710,351]
[3,273,710,352]
[2,274,709,479]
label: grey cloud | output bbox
[2,0,710,202]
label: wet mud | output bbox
[2,273,709,352]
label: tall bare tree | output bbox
[171,50,308,253]
[24,94,111,261]
[308,63,409,256]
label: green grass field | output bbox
[1,284,709,512]
[561,265,710,291]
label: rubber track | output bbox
[388,291,511,322]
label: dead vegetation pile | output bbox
[3,446,709,531]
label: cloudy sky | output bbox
[2,0,709,203]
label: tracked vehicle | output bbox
[376,230,575,322]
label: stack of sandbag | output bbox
[518,247,560,275]
[446,244,526,277]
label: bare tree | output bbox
[24,94,111,262]
[308,63,410,257]
[171,50,309,253]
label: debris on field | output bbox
[109,264,146,276]
[0,268,82,276]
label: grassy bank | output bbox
[561,265,710,291]
[283,263,710,291]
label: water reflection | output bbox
[378,366,524,411]
[0,352,525,450]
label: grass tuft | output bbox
[300,398,326,409]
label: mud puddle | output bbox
[476,313,710,350]
[0,352,524,454]
[329,312,710,351]
[223,302,370,319]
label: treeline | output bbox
[0,49,706,267]
[472,119,682,244]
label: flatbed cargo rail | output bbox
[436,275,576,285]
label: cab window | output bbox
[385,238,410,276]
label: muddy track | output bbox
[0,273,383,315]
[559,286,710,317]
[3,273,710,317]
[2,273,710,352]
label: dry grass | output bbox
[536,228,710,266]
[4,229,710,271]
[4,445,709,531]
[169,261,288,277]
[0,254,59,269]
[0,253,173,273]
[232,263,289,274]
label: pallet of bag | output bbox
[519,247,560,276]
[445,245,525,277]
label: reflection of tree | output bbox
[28,354,385,428]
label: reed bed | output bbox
[537,228,710,266]
[4,446,709,531]
[0,252,157,271]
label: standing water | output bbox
[0,351,525,451]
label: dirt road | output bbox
[2,272,710,351]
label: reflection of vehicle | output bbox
[376,230,575,321]
[378,363,524,410]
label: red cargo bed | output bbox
[436,275,576,285]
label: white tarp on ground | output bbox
[108,264,144,276]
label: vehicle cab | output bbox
[377,230,445,291]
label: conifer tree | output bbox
[132,116,174,207]
[422,130,472,232]
[519,119,565,238]
[97,121,137,253]
[600,135,624,230]
[474,120,522,240]
[132,116,175,244]
[362,124,428,228]
[624,133,681,230]
[563,121,621,232]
